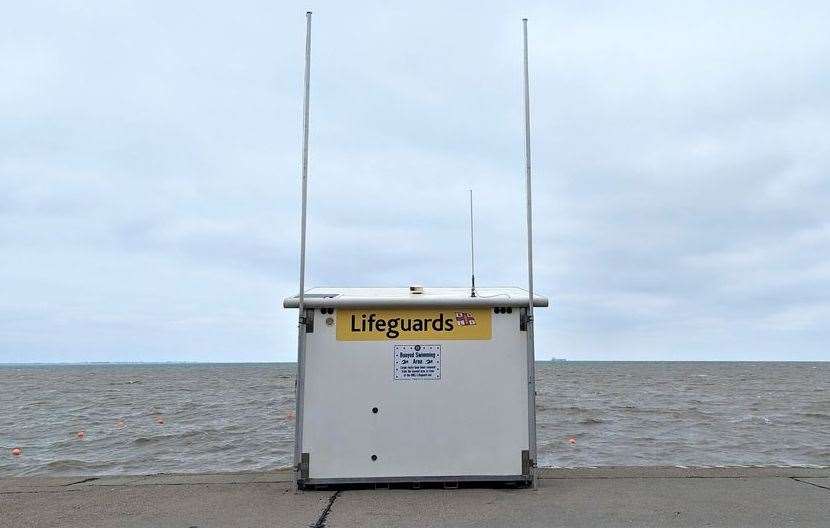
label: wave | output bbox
[132,430,209,445]
[799,412,829,420]
[45,459,115,471]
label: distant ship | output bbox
[549,357,568,362]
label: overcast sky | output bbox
[2,1,828,362]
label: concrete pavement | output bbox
[2,467,828,527]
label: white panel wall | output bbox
[301,308,529,479]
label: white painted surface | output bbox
[301,308,530,479]
[283,287,549,309]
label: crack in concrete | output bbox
[310,490,341,528]
[63,477,99,486]
[791,477,830,492]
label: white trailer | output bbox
[285,287,548,487]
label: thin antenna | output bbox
[469,189,476,298]
[294,10,312,478]
[521,17,538,476]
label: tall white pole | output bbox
[522,17,538,473]
[294,10,312,478]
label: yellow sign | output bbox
[336,308,492,341]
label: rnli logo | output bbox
[455,312,476,326]
[336,308,492,341]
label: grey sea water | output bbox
[1,362,828,476]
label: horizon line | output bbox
[1,359,827,366]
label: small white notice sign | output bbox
[394,344,441,380]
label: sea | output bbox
[1,362,828,477]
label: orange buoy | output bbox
[285,410,295,421]
[568,437,576,445]
[77,431,86,439]
[11,447,22,456]
[115,420,126,429]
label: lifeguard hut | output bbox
[285,287,547,487]
[286,13,545,488]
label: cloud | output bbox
[1,0,829,362]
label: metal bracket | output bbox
[299,452,310,480]
[521,449,533,475]
[522,449,537,488]
[520,308,532,331]
[301,309,314,333]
